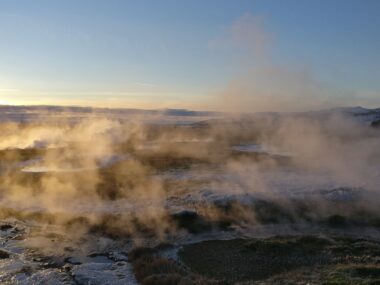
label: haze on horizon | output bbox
[0,0,379,112]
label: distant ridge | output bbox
[0,105,219,117]
[1,105,380,126]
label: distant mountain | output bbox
[308,106,380,125]
[1,105,379,127]
[0,105,220,124]
[0,105,217,116]
[192,106,380,130]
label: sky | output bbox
[0,0,379,111]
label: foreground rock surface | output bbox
[179,236,380,284]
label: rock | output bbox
[0,249,10,259]
[14,269,70,285]
[171,210,212,234]
[64,257,81,265]
[72,262,138,285]
[0,224,13,231]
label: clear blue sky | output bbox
[0,0,379,110]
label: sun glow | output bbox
[0,99,14,105]
[0,90,22,105]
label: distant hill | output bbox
[1,105,379,127]
[0,105,220,124]
[0,105,217,116]
[192,106,380,130]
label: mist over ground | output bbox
[0,105,379,284]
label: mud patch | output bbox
[179,235,380,284]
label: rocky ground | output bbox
[179,235,380,284]
[0,219,138,284]
[0,107,379,284]
[2,212,380,285]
